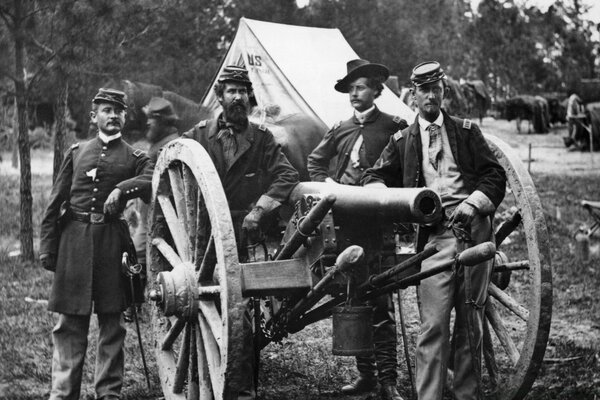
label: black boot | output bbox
[341,375,377,395]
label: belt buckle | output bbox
[90,212,105,224]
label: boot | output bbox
[341,375,377,395]
[379,384,404,400]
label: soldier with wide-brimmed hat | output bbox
[308,59,408,400]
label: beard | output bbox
[224,100,249,126]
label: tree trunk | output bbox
[53,81,68,183]
[14,0,34,261]
[12,96,19,168]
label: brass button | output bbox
[101,153,106,157]
[93,188,98,192]
[92,198,96,202]
[91,207,96,211]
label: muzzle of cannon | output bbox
[289,182,443,224]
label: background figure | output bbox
[565,93,587,149]
[125,97,180,321]
[361,61,506,400]
[39,88,153,400]
[307,58,407,400]
[182,65,299,399]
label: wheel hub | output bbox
[149,263,198,318]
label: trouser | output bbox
[355,292,398,385]
[415,215,492,400]
[49,313,126,400]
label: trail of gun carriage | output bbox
[1,3,600,400]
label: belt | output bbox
[70,210,121,224]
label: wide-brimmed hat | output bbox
[143,97,179,123]
[410,61,446,87]
[334,59,390,93]
[92,88,127,109]
[217,65,253,88]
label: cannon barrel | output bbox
[290,182,442,225]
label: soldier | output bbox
[307,59,408,400]
[182,65,299,399]
[124,97,180,321]
[361,61,506,400]
[39,88,153,400]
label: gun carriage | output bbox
[145,134,552,400]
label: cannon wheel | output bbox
[147,139,247,400]
[481,134,553,400]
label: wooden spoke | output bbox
[182,165,198,262]
[197,236,215,281]
[198,311,223,396]
[493,260,530,273]
[168,165,189,233]
[173,322,192,394]
[188,322,200,400]
[483,319,498,388]
[486,298,520,366]
[198,300,223,349]
[152,237,184,268]
[195,316,214,399]
[161,317,186,351]
[158,194,191,261]
[489,283,530,322]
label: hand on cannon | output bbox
[447,201,477,242]
[242,206,265,245]
[40,253,56,272]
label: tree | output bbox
[0,0,36,261]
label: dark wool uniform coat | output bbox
[307,106,408,182]
[40,137,153,315]
[361,110,506,208]
[182,117,299,211]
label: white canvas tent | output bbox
[202,18,416,129]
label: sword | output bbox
[122,253,152,391]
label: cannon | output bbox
[145,134,552,400]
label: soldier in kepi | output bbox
[361,61,506,400]
[307,59,408,400]
[182,65,299,399]
[39,88,154,400]
[124,96,181,322]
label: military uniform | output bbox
[182,116,298,212]
[307,106,407,183]
[307,106,408,391]
[362,109,505,400]
[40,88,153,400]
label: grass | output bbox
[1,169,599,399]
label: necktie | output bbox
[428,123,442,170]
[217,121,239,169]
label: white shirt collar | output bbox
[98,131,122,144]
[418,112,444,131]
[354,105,376,122]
